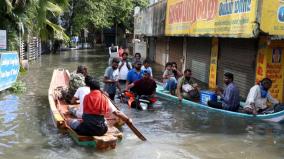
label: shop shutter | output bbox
[217,38,257,98]
[186,37,212,83]
[169,37,184,70]
[155,37,167,66]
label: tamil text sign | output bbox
[260,0,284,36]
[165,0,257,37]
[0,52,20,91]
[0,30,7,50]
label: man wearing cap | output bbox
[126,70,157,96]
[207,72,240,112]
[126,60,143,89]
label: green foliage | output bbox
[9,80,27,94]
[0,0,70,46]
[69,0,148,35]
[19,65,27,75]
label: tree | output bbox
[65,0,148,36]
[0,0,70,50]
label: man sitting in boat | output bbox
[68,77,131,136]
[62,65,88,103]
[125,70,157,96]
[176,69,199,101]
[207,72,240,112]
[163,62,177,95]
[68,75,92,118]
[243,78,279,115]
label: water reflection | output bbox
[0,49,283,158]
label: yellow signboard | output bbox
[165,0,258,37]
[256,39,284,102]
[209,38,218,89]
[260,0,284,36]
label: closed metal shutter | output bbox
[217,38,257,98]
[155,37,167,66]
[186,37,212,83]
[169,37,183,70]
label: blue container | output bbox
[200,91,217,105]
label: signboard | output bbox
[256,40,284,102]
[209,38,218,89]
[165,0,258,37]
[0,30,7,50]
[0,52,20,91]
[266,48,284,101]
[260,0,284,36]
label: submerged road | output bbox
[0,48,284,159]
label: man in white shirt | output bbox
[244,78,279,115]
[68,76,91,118]
[118,52,132,86]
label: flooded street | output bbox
[0,49,284,159]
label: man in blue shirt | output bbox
[126,60,143,88]
[208,72,240,112]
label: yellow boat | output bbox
[48,68,123,150]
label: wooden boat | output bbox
[48,69,124,150]
[156,84,284,122]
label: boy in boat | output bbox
[103,58,121,100]
[141,59,153,78]
[68,77,131,136]
[125,70,157,96]
[68,75,92,118]
[243,78,279,115]
[176,69,200,101]
[207,72,240,112]
[163,62,177,95]
[171,62,183,80]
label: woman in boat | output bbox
[68,77,131,136]
[243,78,279,115]
[176,69,200,101]
[163,62,177,95]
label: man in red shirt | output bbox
[68,77,131,136]
[126,70,157,96]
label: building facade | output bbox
[134,0,284,102]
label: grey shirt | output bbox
[221,82,240,111]
[104,67,116,94]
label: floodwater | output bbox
[0,48,284,159]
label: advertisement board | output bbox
[260,0,284,36]
[165,0,258,37]
[0,52,20,91]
